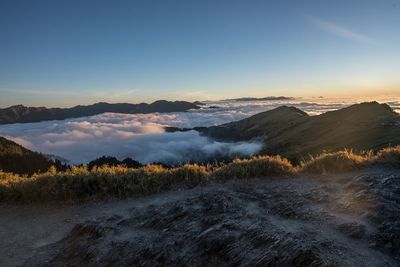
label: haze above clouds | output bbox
[0,97,399,164]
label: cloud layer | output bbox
[0,113,263,164]
[0,97,398,164]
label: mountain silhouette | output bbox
[0,136,64,174]
[196,102,400,161]
[0,100,200,124]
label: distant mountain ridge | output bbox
[0,100,200,124]
[225,96,294,101]
[194,102,400,161]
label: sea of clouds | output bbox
[0,97,399,164]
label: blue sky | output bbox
[0,0,399,107]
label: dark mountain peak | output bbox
[197,105,309,142]
[345,101,394,114]
[151,100,169,104]
[93,102,111,106]
[10,104,26,108]
[8,105,48,112]
[147,100,200,112]
[8,104,28,111]
[271,106,308,116]
[197,102,400,158]
[243,106,308,123]
[0,136,31,156]
[320,102,398,122]
[226,96,294,101]
[0,136,62,175]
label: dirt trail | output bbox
[0,168,399,266]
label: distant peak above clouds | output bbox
[223,96,294,102]
[0,100,200,125]
[196,102,400,162]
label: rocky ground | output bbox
[1,167,399,266]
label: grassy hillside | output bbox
[0,136,31,156]
[267,102,400,161]
[0,146,398,202]
[0,136,59,175]
[198,102,400,162]
[195,106,308,142]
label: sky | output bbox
[0,0,399,107]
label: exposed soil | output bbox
[1,167,399,266]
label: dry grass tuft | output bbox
[0,146,399,202]
[372,146,400,167]
[212,156,294,180]
[300,149,367,174]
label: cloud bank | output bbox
[0,113,262,164]
[0,97,398,164]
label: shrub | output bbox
[170,164,209,186]
[300,149,367,174]
[372,146,400,168]
[87,156,142,170]
[212,155,294,180]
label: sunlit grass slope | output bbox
[0,146,399,202]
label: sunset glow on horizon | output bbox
[1,0,399,107]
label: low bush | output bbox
[212,156,294,180]
[300,150,367,174]
[372,146,400,167]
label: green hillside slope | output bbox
[0,137,54,175]
[197,102,400,162]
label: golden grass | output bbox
[300,149,367,174]
[212,156,293,180]
[372,146,400,167]
[0,146,399,202]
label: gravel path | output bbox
[1,168,399,266]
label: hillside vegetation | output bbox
[197,102,400,162]
[0,146,399,202]
[0,137,63,175]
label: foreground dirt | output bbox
[0,168,399,266]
